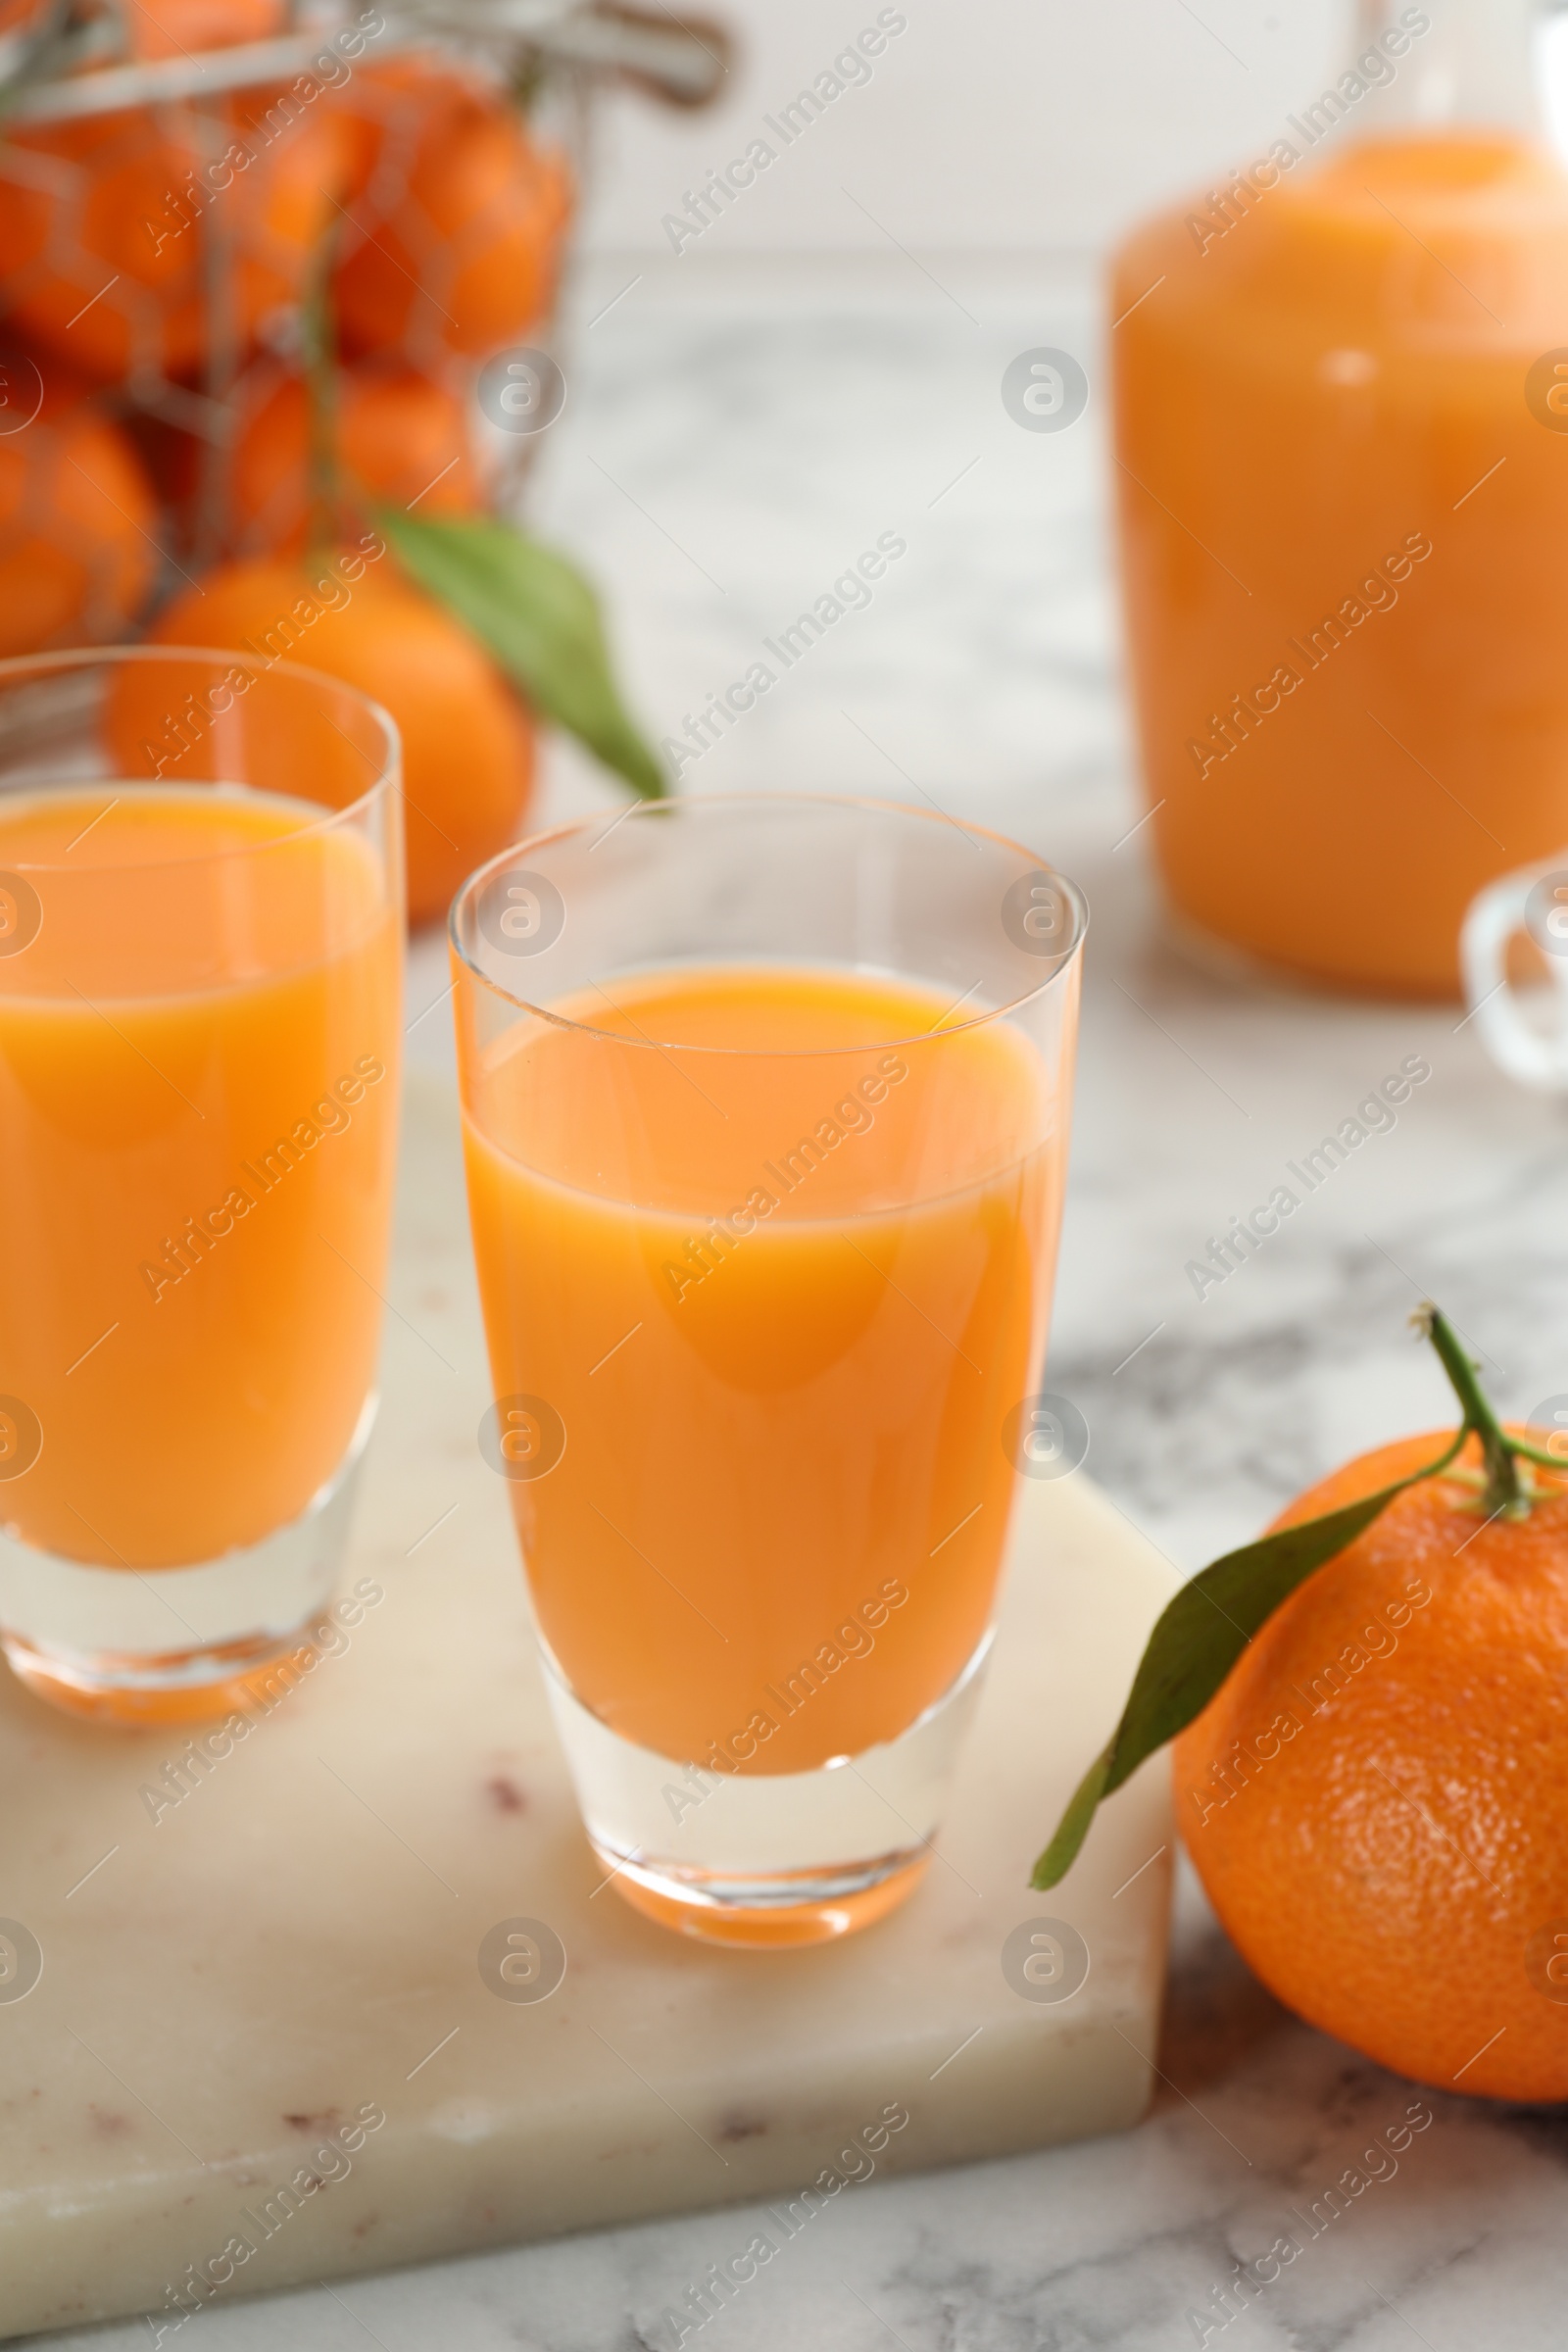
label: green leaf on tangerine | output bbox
[1030,1442,1462,1891]
[377,508,665,804]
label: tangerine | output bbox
[224,360,480,556]
[0,0,48,41]
[0,84,344,385]
[0,351,160,656]
[149,547,534,925]
[1174,1426,1568,2100]
[125,0,286,61]
[329,58,572,365]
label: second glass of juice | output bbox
[451,796,1085,1946]
[0,649,402,1724]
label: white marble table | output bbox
[48,260,1568,2348]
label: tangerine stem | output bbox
[1415,1302,1527,1517]
[1498,1435,1568,1477]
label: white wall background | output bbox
[574,0,1568,267]
[577,0,1352,262]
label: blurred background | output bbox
[582,0,1352,264]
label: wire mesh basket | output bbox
[0,0,726,644]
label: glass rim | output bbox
[0,644,400,874]
[448,792,1089,1058]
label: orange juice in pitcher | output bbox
[1113,0,1568,996]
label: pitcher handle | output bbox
[1461,861,1568,1090]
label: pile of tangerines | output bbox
[0,0,576,919]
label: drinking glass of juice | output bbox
[0,648,402,1724]
[451,796,1085,1946]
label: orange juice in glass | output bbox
[451,797,1085,1945]
[0,649,402,1723]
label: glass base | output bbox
[590,1846,932,1948]
[542,1625,993,1949]
[0,1396,375,1726]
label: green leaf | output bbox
[377,509,666,803]
[1030,1434,1465,1890]
[1032,1741,1113,1892]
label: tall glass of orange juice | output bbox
[1113,0,1568,996]
[0,648,401,1723]
[451,797,1085,1946]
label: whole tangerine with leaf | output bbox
[1036,1306,1568,2102]
[150,545,537,927]
[150,510,662,927]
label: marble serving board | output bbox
[0,1072,1177,2342]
